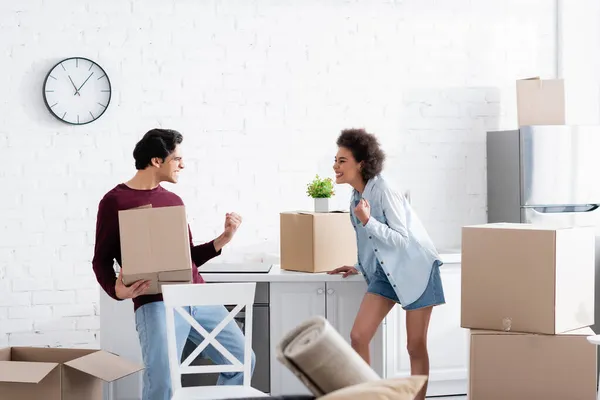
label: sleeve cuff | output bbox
[363,216,377,231]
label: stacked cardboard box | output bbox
[516,77,566,126]
[461,223,597,399]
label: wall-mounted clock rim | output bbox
[42,56,112,126]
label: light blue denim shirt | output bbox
[350,175,441,306]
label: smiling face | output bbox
[333,146,363,186]
[152,145,184,184]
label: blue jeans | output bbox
[135,301,256,400]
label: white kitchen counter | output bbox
[200,252,461,283]
[100,250,465,399]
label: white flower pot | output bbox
[314,198,329,213]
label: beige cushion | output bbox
[318,375,427,400]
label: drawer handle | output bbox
[327,288,334,295]
[317,288,324,295]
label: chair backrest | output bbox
[162,282,256,391]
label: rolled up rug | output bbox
[276,315,381,396]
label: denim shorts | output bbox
[366,260,446,311]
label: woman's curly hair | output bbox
[336,128,385,182]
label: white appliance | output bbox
[487,125,600,350]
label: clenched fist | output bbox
[354,198,371,225]
[223,212,242,240]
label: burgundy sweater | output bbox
[92,184,221,311]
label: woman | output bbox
[328,128,445,400]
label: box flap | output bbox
[158,269,192,282]
[470,329,529,336]
[0,348,10,361]
[281,211,349,216]
[470,327,595,337]
[64,351,144,382]
[11,346,96,363]
[0,361,58,383]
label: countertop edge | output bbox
[202,253,461,283]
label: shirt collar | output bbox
[353,175,380,200]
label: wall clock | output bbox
[43,57,112,125]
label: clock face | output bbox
[43,57,112,125]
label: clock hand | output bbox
[76,72,94,93]
[68,75,81,96]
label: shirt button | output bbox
[374,249,378,252]
[368,236,372,239]
[386,273,390,276]
[393,284,397,288]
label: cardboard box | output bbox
[280,212,357,273]
[118,205,192,294]
[516,77,566,126]
[468,328,597,400]
[461,223,595,334]
[0,347,143,400]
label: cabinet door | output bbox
[269,282,326,396]
[325,281,385,378]
[385,262,468,396]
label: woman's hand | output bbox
[354,198,371,225]
[327,265,359,278]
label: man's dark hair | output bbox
[336,128,385,182]
[133,129,183,170]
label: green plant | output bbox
[306,175,335,198]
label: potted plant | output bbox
[306,174,335,213]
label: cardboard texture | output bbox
[461,223,595,334]
[280,212,357,273]
[516,77,566,126]
[0,347,144,400]
[118,205,192,294]
[468,328,597,400]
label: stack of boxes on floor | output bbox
[461,223,597,400]
[461,223,597,399]
[461,78,598,399]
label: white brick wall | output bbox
[0,0,595,349]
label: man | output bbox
[92,128,255,400]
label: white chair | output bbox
[587,335,600,400]
[162,282,269,399]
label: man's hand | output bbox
[354,198,371,225]
[213,212,243,252]
[115,269,151,300]
[327,265,359,278]
[223,212,242,240]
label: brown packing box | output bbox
[280,212,357,273]
[0,347,144,400]
[469,328,597,400]
[461,223,595,334]
[118,205,192,294]
[516,77,566,126]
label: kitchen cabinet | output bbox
[384,260,467,396]
[269,261,466,398]
[269,281,385,396]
